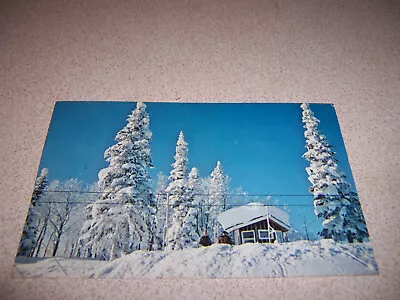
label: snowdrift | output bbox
[14,240,378,279]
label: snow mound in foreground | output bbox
[14,240,378,279]
[95,240,377,278]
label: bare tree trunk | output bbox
[52,223,65,257]
[35,209,51,257]
[69,242,76,258]
[44,231,55,257]
[35,220,47,257]
[52,232,61,257]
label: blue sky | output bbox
[38,102,359,238]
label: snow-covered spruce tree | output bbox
[188,167,205,235]
[301,103,369,242]
[165,132,200,250]
[32,168,49,206]
[206,161,230,241]
[154,172,169,249]
[77,102,157,260]
[18,168,48,257]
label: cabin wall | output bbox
[233,230,240,245]
[234,218,289,244]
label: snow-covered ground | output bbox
[14,240,378,279]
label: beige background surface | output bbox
[1,0,399,299]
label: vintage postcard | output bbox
[14,102,378,278]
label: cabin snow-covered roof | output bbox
[218,203,290,232]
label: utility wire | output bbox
[40,190,319,197]
[32,191,358,207]
[33,201,314,207]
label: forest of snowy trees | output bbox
[17,102,369,261]
[18,169,95,258]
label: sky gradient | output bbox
[38,102,359,238]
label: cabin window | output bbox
[258,229,275,242]
[241,230,256,243]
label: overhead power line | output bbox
[31,191,358,207]
[33,201,316,207]
[40,190,318,197]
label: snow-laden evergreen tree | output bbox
[18,168,48,257]
[188,168,201,199]
[32,168,49,206]
[165,131,189,210]
[188,167,204,235]
[206,161,230,241]
[154,172,169,249]
[301,103,369,242]
[77,102,156,260]
[165,132,200,250]
[167,205,199,250]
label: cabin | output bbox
[217,203,290,245]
